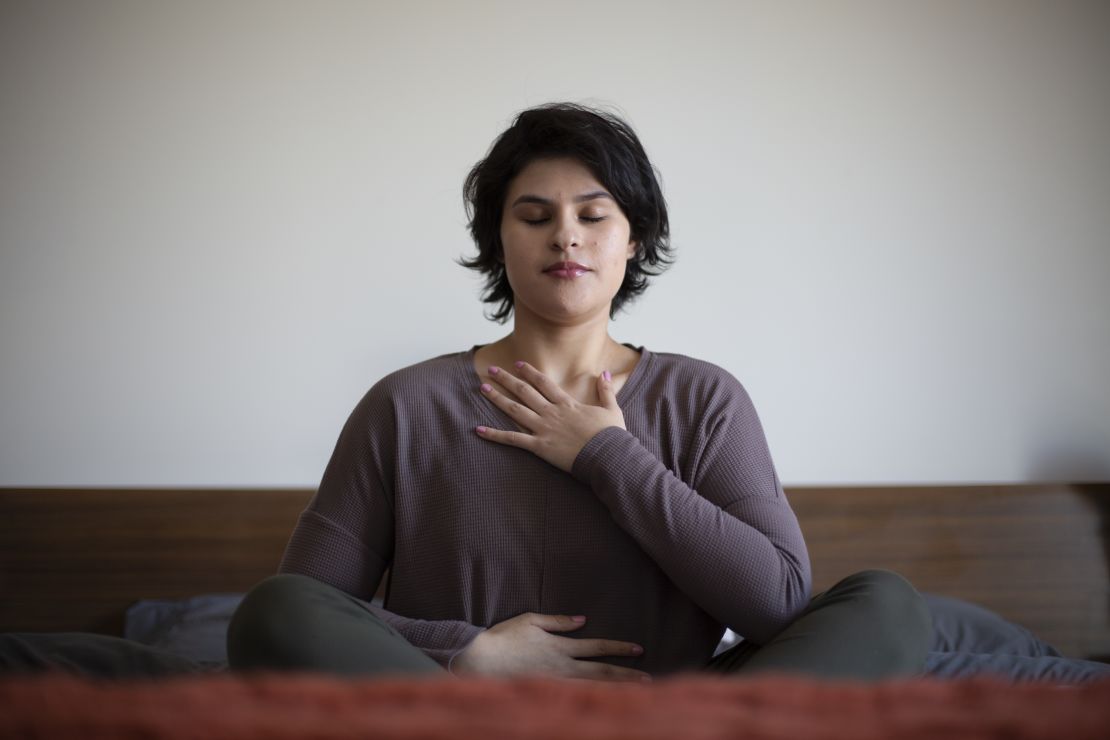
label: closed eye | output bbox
[522,216,606,225]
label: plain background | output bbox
[1,0,1107,487]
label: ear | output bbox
[627,241,638,260]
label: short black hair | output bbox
[457,103,674,323]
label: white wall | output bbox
[1,0,1107,486]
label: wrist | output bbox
[449,630,490,675]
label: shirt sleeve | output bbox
[278,382,483,669]
[570,370,811,644]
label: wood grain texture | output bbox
[1,485,1107,660]
[787,484,1110,659]
[0,489,311,635]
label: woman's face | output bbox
[500,157,637,325]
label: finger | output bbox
[474,424,535,452]
[559,637,644,659]
[512,361,574,404]
[597,369,618,410]
[479,382,540,426]
[488,365,551,409]
[526,613,589,633]
[570,661,653,683]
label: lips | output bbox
[543,261,591,273]
[545,268,588,278]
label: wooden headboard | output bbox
[1,484,1107,660]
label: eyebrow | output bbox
[510,191,614,207]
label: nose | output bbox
[550,212,581,251]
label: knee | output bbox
[227,573,327,670]
[232,573,322,627]
[834,569,932,668]
[833,569,931,627]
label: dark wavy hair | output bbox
[456,103,674,323]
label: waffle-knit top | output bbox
[279,345,811,675]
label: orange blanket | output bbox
[2,672,1108,739]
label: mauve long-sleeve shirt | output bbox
[279,344,811,675]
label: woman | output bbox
[228,103,931,682]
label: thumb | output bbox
[529,613,588,633]
[597,370,617,409]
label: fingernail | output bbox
[514,360,524,369]
[488,366,499,375]
[640,676,653,683]
[480,383,492,392]
[476,426,487,434]
[571,615,586,623]
[631,645,643,655]
[603,370,611,382]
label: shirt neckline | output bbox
[455,343,653,430]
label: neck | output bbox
[493,310,621,388]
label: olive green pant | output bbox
[228,569,931,681]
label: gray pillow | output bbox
[924,593,1060,657]
[922,593,1110,682]
[125,593,244,668]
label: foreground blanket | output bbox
[2,672,1108,739]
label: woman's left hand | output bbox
[475,361,626,474]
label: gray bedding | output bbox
[3,593,1109,682]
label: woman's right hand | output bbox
[450,612,650,683]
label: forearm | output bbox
[571,427,811,643]
[363,602,485,670]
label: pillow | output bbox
[924,593,1060,657]
[125,594,244,668]
[921,593,1110,682]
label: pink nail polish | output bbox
[514,360,524,369]
[480,383,492,392]
[475,426,487,434]
[488,366,499,375]
[603,370,611,382]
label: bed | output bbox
[2,483,1109,737]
